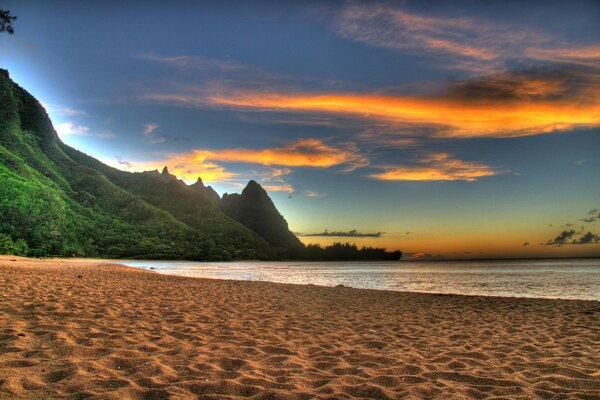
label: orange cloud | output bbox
[263,184,295,193]
[205,89,600,138]
[369,153,499,182]
[106,139,366,185]
[106,157,237,183]
[193,138,368,170]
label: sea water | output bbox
[119,258,600,301]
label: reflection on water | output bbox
[119,259,600,301]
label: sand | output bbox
[0,258,599,399]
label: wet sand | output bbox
[0,257,599,399]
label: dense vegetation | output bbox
[0,69,401,261]
[0,69,273,260]
[290,242,402,261]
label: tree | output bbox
[1,10,16,34]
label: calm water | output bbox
[119,259,600,301]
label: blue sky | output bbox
[1,0,599,258]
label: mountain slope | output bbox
[0,69,401,261]
[221,180,303,250]
[0,69,280,260]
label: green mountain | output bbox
[0,69,293,260]
[0,69,401,261]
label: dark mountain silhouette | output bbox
[191,177,220,206]
[0,69,400,261]
[221,180,304,250]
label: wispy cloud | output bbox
[262,183,295,193]
[55,122,90,136]
[580,208,600,223]
[259,167,295,193]
[142,122,173,145]
[334,3,599,71]
[335,3,514,63]
[45,104,87,117]
[115,155,132,168]
[369,153,500,182]
[525,45,600,67]
[139,53,246,72]
[143,122,159,136]
[305,190,326,198]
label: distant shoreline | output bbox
[3,254,600,264]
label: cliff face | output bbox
[0,69,303,259]
[221,180,303,250]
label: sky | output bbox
[1,0,599,259]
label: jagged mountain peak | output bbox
[220,180,303,249]
[190,177,220,205]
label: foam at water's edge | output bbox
[119,259,600,302]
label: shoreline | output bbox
[2,255,599,303]
[1,258,599,399]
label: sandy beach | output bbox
[0,258,599,399]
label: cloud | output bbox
[142,123,174,145]
[542,229,600,246]
[108,157,237,183]
[55,122,90,136]
[150,135,168,145]
[369,153,500,182]
[262,184,295,193]
[190,70,600,139]
[334,3,515,63]
[572,232,600,245]
[144,123,159,136]
[522,242,530,247]
[139,53,245,72]
[260,167,294,193]
[141,53,600,141]
[305,191,326,198]
[46,105,86,117]
[333,3,600,71]
[580,208,600,223]
[299,229,383,238]
[109,138,365,183]
[405,252,445,260]
[544,230,577,246]
[54,121,114,139]
[115,155,132,168]
[192,138,369,170]
[445,69,578,102]
[525,45,600,67]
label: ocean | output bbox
[119,258,600,301]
